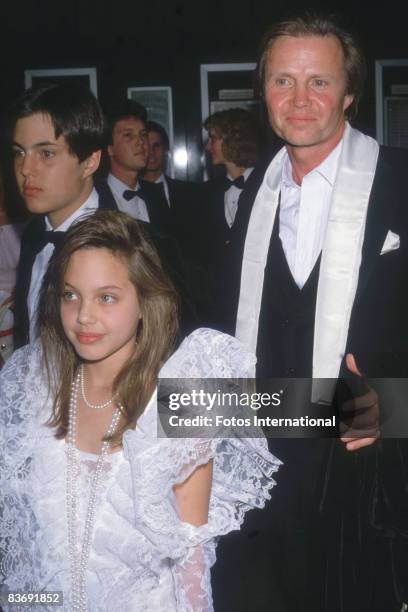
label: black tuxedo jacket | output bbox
[162,176,206,264]
[342,146,408,376]
[201,175,230,250]
[96,177,173,230]
[98,176,203,262]
[206,159,272,330]
[166,176,201,213]
[215,146,408,376]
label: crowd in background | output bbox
[0,93,262,365]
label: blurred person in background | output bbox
[0,166,24,365]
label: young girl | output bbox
[0,211,280,611]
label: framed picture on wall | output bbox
[375,59,408,147]
[24,68,98,96]
[200,63,257,125]
[127,86,174,147]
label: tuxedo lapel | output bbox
[138,179,172,227]
[94,180,119,210]
[214,182,230,235]
[232,161,270,241]
[14,216,46,348]
[203,176,227,232]
[312,125,379,390]
[165,176,177,209]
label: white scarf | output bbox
[235,123,380,400]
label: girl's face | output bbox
[60,248,141,369]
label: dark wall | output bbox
[1,0,408,182]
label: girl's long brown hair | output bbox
[38,210,179,445]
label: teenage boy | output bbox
[98,100,172,230]
[11,84,113,347]
[97,102,202,329]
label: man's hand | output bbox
[339,354,379,451]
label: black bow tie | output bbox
[223,175,246,192]
[27,228,65,256]
[123,189,144,201]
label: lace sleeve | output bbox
[120,430,279,610]
[158,329,279,611]
[171,540,215,612]
[160,328,256,378]
[0,342,49,592]
[0,342,46,477]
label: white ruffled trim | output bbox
[117,429,280,562]
[108,328,281,564]
[160,328,257,378]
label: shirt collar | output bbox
[108,172,140,194]
[45,187,99,231]
[154,173,166,185]
[282,138,343,189]
[226,167,254,183]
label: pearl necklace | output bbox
[66,369,121,612]
[80,365,114,410]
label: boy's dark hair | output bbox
[105,99,148,144]
[9,84,107,161]
[146,121,170,150]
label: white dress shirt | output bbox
[279,140,342,288]
[28,188,99,342]
[224,167,253,227]
[154,173,170,206]
[107,173,150,222]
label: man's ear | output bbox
[343,94,354,113]
[82,150,101,178]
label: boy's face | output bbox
[12,113,99,228]
[146,130,167,173]
[108,117,148,173]
[205,127,227,166]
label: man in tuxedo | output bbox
[212,13,408,612]
[98,103,199,333]
[201,109,265,325]
[142,120,204,265]
[202,108,262,262]
[142,120,189,209]
[10,84,115,348]
[99,101,173,232]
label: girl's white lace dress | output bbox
[0,329,281,611]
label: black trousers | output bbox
[211,438,408,612]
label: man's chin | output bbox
[24,200,50,214]
[279,130,321,148]
[128,162,147,173]
[284,139,320,148]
